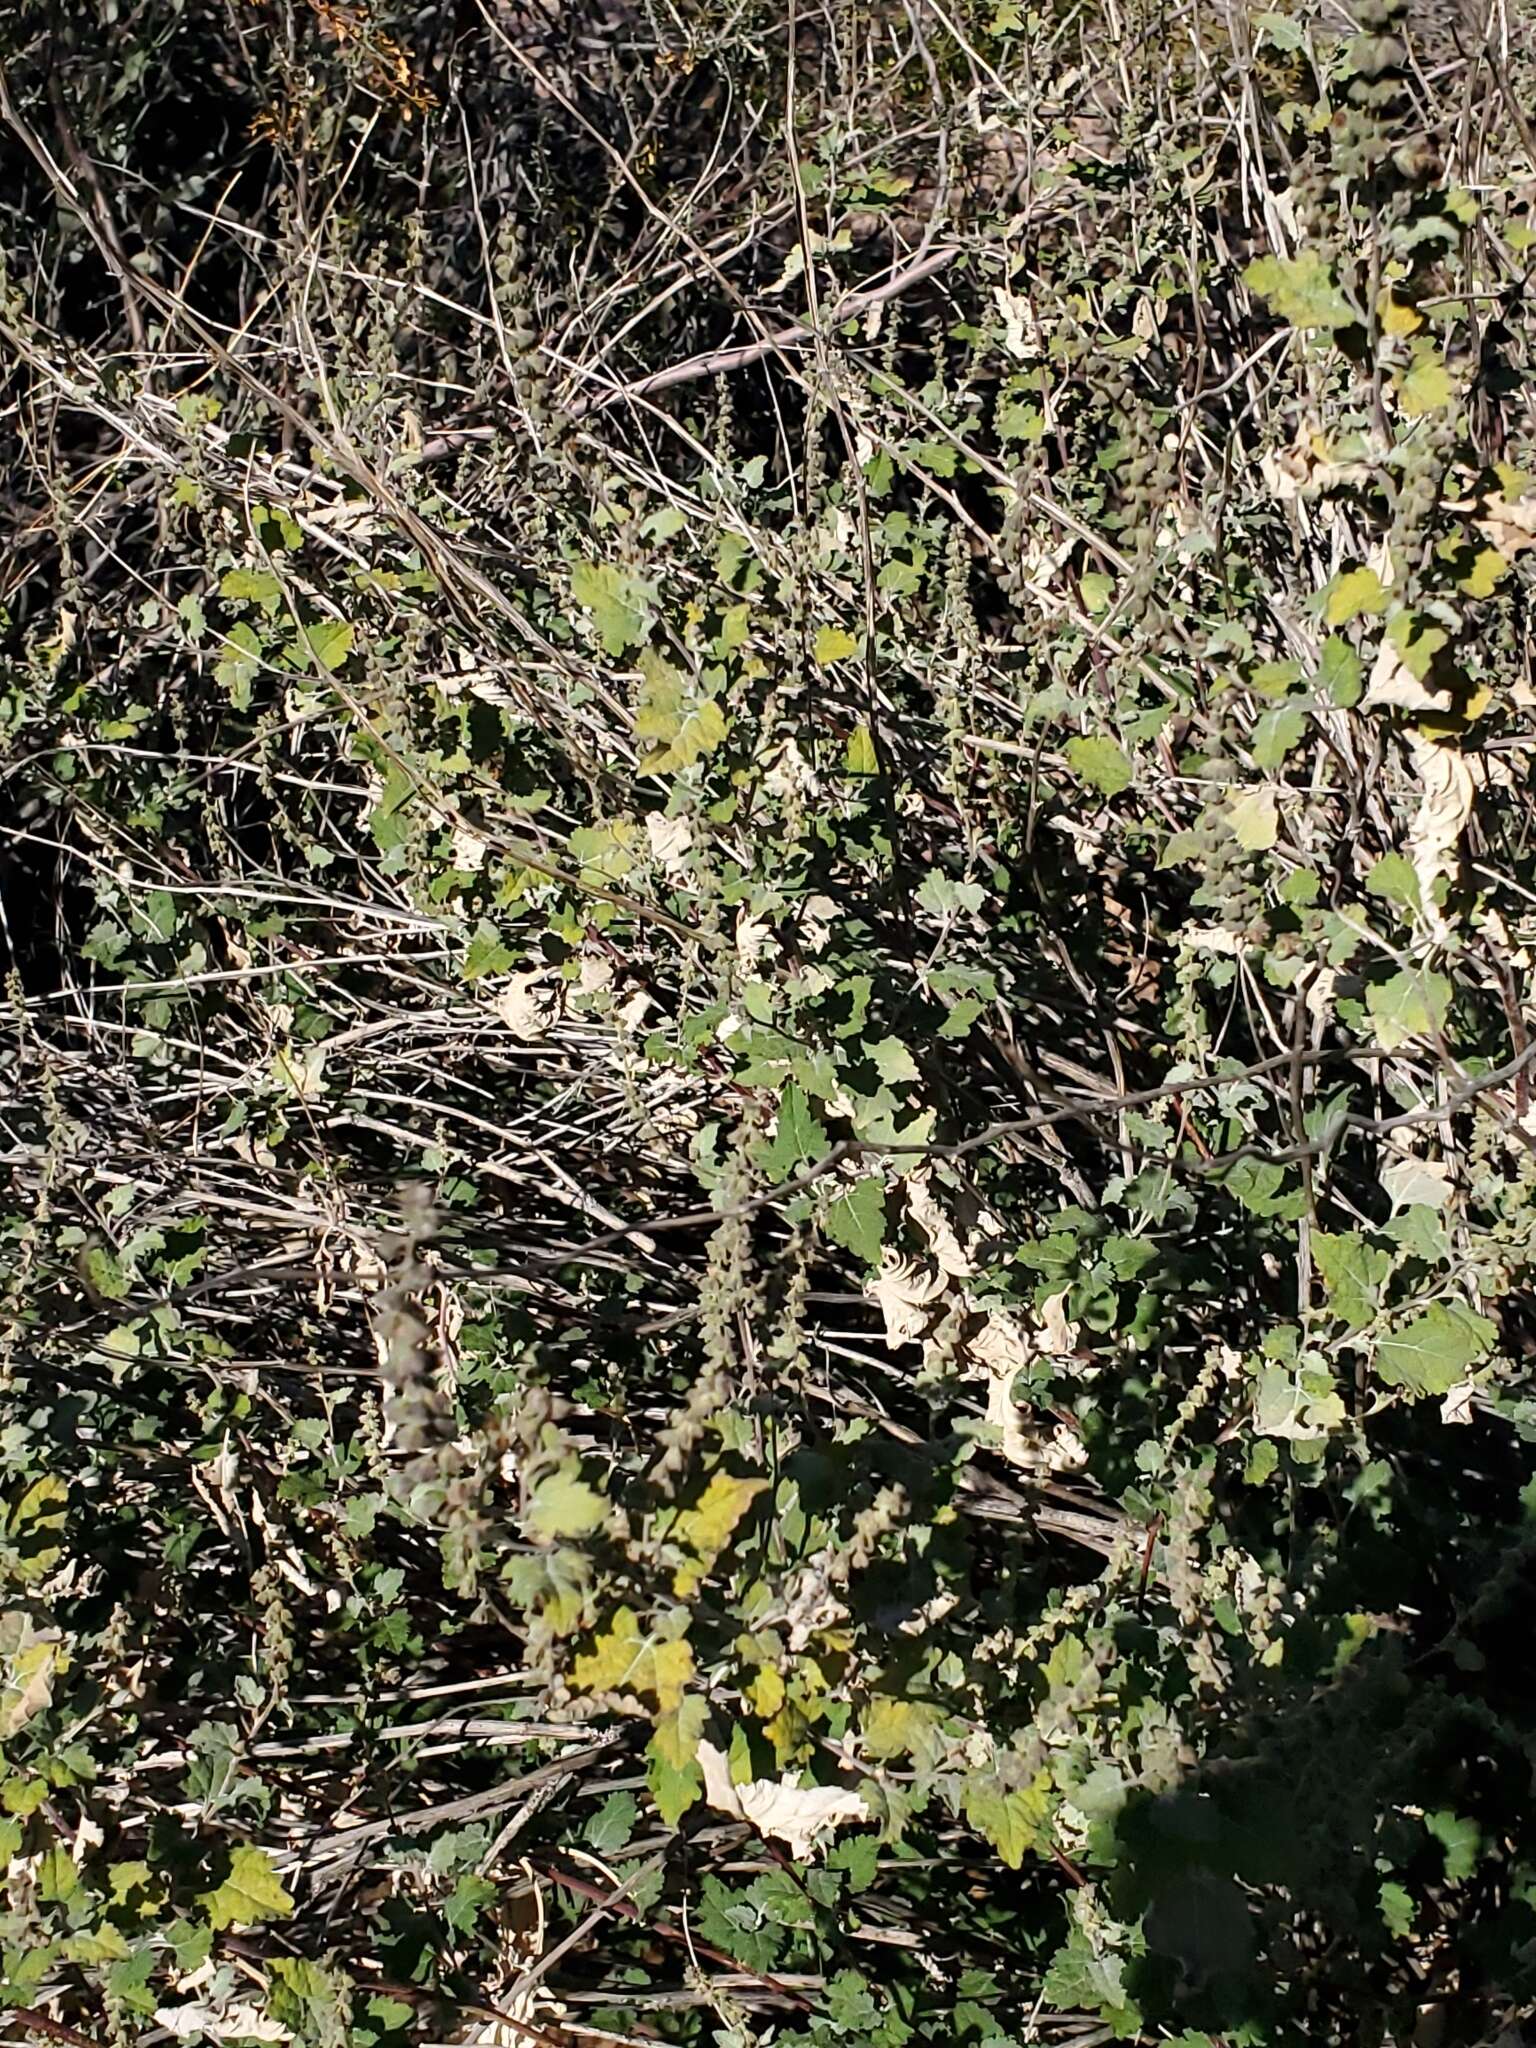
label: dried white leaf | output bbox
[1404,733,1481,936]
[617,988,653,1031]
[1471,493,1536,560]
[697,1741,867,1860]
[735,911,774,971]
[494,972,561,1040]
[155,2005,288,2044]
[1439,1382,1476,1426]
[993,284,1031,359]
[1363,639,1445,713]
[450,822,490,872]
[969,1300,1085,1471]
[1038,1290,1081,1355]
[869,1252,950,1348]
[645,811,694,873]
[904,1175,976,1279]
[800,894,839,954]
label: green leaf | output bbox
[444,1873,498,1932]
[219,567,283,613]
[1367,966,1451,1050]
[1425,1809,1480,1881]
[526,1469,608,1543]
[1379,1881,1415,1937]
[824,1176,886,1265]
[1256,9,1303,48]
[462,920,514,983]
[1314,1231,1393,1331]
[814,625,860,664]
[1375,1302,1494,1397]
[1365,851,1422,916]
[584,1792,639,1854]
[762,1081,827,1179]
[868,1037,920,1084]
[647,1749,701,1825]
[1251,701,1308,770]
[214,620,262,708]
[197,1846,295,1931]
[1065,734,1133,796]
[572,559,655,654]
[1043,1925,1140,2033]
[1320,634,1363,707]
[844,724,879,774]
[1245,249,1355,328]
[300,619,355,672]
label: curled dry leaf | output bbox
[904,1171,979,1279]
[971,1300,1087,1473]
[1259,428,1372,501]
[1472,494,1536,561]
[1439,1382,1477,1426]
[697,1740,868,1859]
[494,971,563,1040]
[734,910,774,970]
[1404,732,1482,935]
[870,1250,950,1347]
[645,810,693,873]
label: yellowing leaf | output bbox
[814,625,860,665]
[1064,734,1133,796]
[844,724,879,774]
[1226,786,1279,852]
[1459,546,1508,599]
[634,652,729,773]
[1377,290,1423,336]
[3,1474,67,1585]
[572,560,655,654]
[861,1696,945,1762]
[197,1846,294,1931]
[667,1470,768,1595]
[0,1614,64,1738]
[1325,566,1387,626]
[1395,345,1453,418]
[962,1772,1052,1869]
[1367,966,1452,1050]
[1245,250,1355,328]
[526,1469,608,1544]
[572,1608,693,1713]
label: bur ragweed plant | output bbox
[2,0,1536,2043]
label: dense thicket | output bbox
[4,0,1536,2044]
